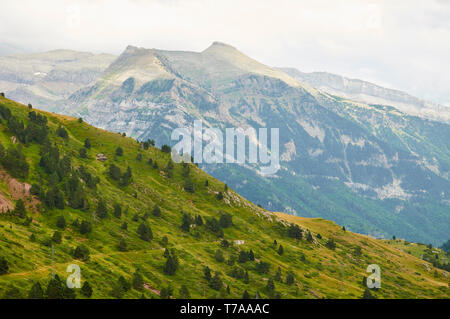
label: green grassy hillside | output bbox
[0,96,448,299]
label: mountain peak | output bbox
[202,41,239,54]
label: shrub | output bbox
[161,144,171,153]
[73,245,90,261]
[325,239,336,250]
[287,224,302,239]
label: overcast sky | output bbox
[0,0,449,105]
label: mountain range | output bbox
[0,96,448,299]
[0,42,449,246]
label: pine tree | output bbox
[79,220,92,234]
[73,245,90,261]
[287,224,302,239]
[274,267,282,282]
[96,200,108,219]
[204,266,212,281]
[0,256,10,275]
[278,245,284,255]
[120,166,132,186]
[152,205,161,217]
[79,147,87,158]
[266,278,275,293]
[238,250,249,263]
[137,222,153,241]
[325,239,336,250]
[306,231,313,242]
[81,281,93,298]
[160,286,172,299]
[113,203,122,218]
[164,255,178,275]
[161,144,171,153]
[163,248,170,258]
[46,275,64,299]
[84,138,91,149]
[248,250,255,261]
[118,276,131,292]
[242,290,250,299]
[362,288,376,299]
[286,272,295,285]
[56,215,66,229]
[195,215,204,226]
[118,238,127,252]
[132,271,144,290]
[209,273,223,290]
[14,199,26,218]
[63,285,76,299]
[115,146,123,156]
[179,285,190,298]
[184,179,195,193]
[111,282,124,299]
[219,213,233,228]
[28,282,44,299]
[244,270,249,284]
[181,217,190,232]
[52,231,62,244]
[56,126,68,139]
[121,222,128,230]
[109,164,121,181]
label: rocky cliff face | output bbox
[0,50,116,111]
[279,68,450,124]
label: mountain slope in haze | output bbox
[56,43,450,246]
[0,50,116,111]
[279,67,450,124]
[0,96,448,299]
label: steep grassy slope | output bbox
[0,96,448,299]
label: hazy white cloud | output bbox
[0,0,449,105]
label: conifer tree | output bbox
[81,281,93,298]
[84,138,91,149]
[0,256,9,275]
[132,271,144,290]
[28,282,44,299]
[137,222,153,241]
[179,285,190,298]
[204,266,212,281]
[14,199,26,218]
[278,245,284,255]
